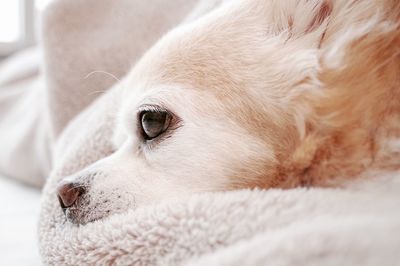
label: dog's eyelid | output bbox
[138,104,169,114]
[137,103,180,124]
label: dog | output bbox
[56,0,400,225]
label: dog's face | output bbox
[56,0,400,224]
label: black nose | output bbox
[56,179,85,210]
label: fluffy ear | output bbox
[281,1,400,186]
[313,1,400,130]
[305,0,333,35]
[269,0,333,46]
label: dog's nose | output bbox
[56,180,85,209]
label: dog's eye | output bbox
[140,110,171,140]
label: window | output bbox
[0,0,49,56]
[0,2,21,43]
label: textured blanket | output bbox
[0,0,399,265]
[40,165,400,265]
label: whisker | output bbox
[84,70,121,82]
[87,89,108,96]
[83,70,121,96]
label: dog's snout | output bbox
[56,180,85,210]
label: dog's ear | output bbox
[305,1,333,34]
[281,1,400,185]
[315,11,400,130]
[275,0,333,47]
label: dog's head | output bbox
[56,0,400,224]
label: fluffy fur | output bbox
[56,0,400,224]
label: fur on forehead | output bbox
[123,0,399,131]
[121,1,338,145]
[128,0,380,108]
[119,0,399,187]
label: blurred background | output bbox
[0,0,51,59]
[0,2,50,264]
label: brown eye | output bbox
[140,110,171,140]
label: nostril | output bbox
[56,180,85,209]
[57,194,67,213]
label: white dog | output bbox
[56,0,400,224]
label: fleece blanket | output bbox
[0,0,398,265]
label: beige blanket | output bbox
[0,0,399,265]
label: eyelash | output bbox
[137,104,167,114]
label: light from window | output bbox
[36,0,52,10]
[0,2,21,43]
